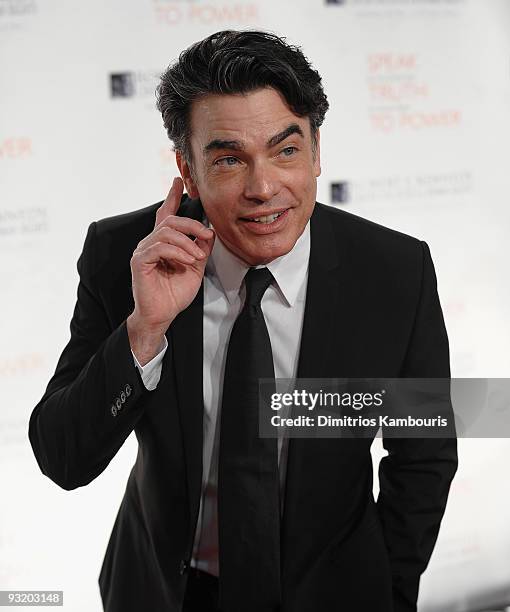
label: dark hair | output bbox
[155,29,329,169]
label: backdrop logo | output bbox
[0,206,48,237]
[110,73,135,98]
[152,1,259,26]
[333,171,473,205]
[330,182,350,204]
[0,352,45,378]
[109,71,160,99]
[366,52,462,133]
[0,0,38,23]
[0,137,32,159]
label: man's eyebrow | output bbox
[203,123,305,156]
[266,123,304,148]
[204,139,245,154]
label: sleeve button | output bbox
[111,404,118,417]
[125,384,132,397]
[120,391,126,403]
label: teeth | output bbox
[249,211,283,224]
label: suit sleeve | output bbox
[28,221,151,490]
[376,241,458,612]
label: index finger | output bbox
[155,177,184,228]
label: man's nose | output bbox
[242,160,279,203]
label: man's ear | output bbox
[176,150,200,198]
[314,130,321,178]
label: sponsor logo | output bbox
[110,73,135,98]
[0,352,45,378]
[1,417,37,454]
[0,206,48,237]
[0,138,32,159]
[109,70,160,99]
[0,0,37,24]
[329,171,473,205]
[444,300,466,317]
[330,182,351,204]
[370,109,461,132]
[366,52,462,133]
[152,1,259,26]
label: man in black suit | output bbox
[28,30,457,612]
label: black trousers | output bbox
[183,568,221,612]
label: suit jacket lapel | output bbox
[295,202,368,378]
[296,203,342,380]
[282,203,358,575]
[296,203,375,378]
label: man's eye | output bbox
[280,146,297,157]
[215,156,239,166]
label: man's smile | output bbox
[238,208,291,233]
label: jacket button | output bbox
[111,404,118,417]
[179,559,189,575]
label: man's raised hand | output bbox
[127,177,214,365]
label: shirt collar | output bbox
[205,219,310,307]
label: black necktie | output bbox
[218,267,281,612]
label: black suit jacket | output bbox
[29,197,457,612]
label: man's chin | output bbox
[216,229,297,266]
[238,242,295,267]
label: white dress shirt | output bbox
[132,219,310,576]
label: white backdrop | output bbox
[1,1,510,610]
